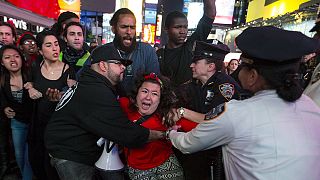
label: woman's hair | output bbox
[244,60,303,102]
[36,30,58,50]
[0,45,29,87]
[128,73,178,127]
[227,59,239,74]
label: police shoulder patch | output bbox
[55,83,78,111]
[204,103,225,121]
[219,83,235,100]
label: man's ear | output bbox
[248,69,259,87]
[111,26,116,34]
[164,26,168,34]
[99,61,107,72]
[208,63,216,72]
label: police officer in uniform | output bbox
[169,26,320,180]
[175,41,242,180]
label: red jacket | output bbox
[119,97,172,170]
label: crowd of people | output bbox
[0,0,320,179]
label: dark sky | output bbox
[81,0,116,13]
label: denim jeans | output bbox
[11,119,33,180]
[50,157,95,180]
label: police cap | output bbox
[90,43,132,66]
[193,41,230,63]
[236,26,320,66]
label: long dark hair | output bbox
[128,73,178,127]
[0,45,29,88]
[244,61,303,102]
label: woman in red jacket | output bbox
[119,73,184,180]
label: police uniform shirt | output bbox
[170,90,320,180]
[182,71,241,113]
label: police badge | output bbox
[219,83,234,100]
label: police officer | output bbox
[175,41,242,180]
[169,26,320,180]
[178,41,241,113]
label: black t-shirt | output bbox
[157,15,214,88]
[30,62,74,142]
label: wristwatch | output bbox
[178,107,185,117]
[165,129,172,140]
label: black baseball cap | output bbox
[90,43,132,66]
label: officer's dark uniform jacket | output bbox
[176,71,242,180]
[44,66,149,166]
[181,72,241,113]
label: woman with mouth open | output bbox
[119,72,184,180]
[0,45,35,180]
[26,30,76,180]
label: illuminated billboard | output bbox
[144,3,157,24]
[142,24,156,44]
[186,0,235,28]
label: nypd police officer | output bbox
[175,41,242,180]
[169,26,320,180]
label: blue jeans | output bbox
[11,119,33,180]
[50,157,95,180]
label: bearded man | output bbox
[106,8,160,94]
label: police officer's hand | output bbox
[46,88,62,102]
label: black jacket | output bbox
[0,73,33,123]
[177,71,242,113]
[45,66,149,166]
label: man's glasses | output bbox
[107,60,122,65]
[23,40,36,45]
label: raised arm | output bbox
[204,0,216,19]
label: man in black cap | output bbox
[167,26,320,179]
[175,40,241,180]
[44,44,165,180]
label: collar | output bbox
[80,66,117,94]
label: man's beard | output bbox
[113,34,137,54]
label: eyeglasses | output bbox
[107,60,122,65]
[23,40,36,45]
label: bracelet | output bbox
[165,129,171,140]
